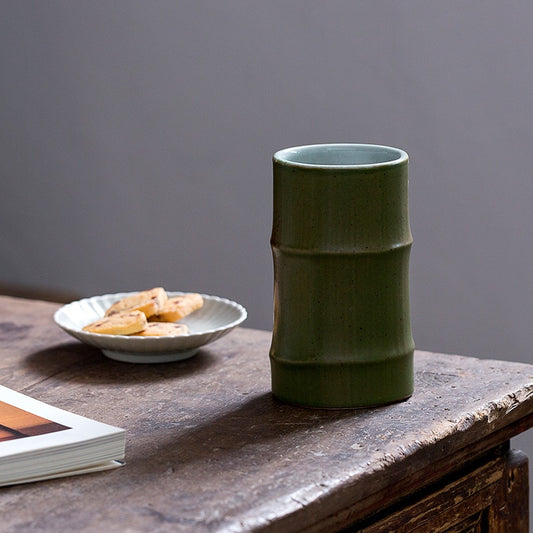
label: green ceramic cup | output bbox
[270,144,414,408]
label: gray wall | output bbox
[2,0,532,505]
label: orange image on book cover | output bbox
[0,400,70,442]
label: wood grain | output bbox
[354,448,528,532]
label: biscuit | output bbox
[149,293,203,322]
[105,287,168,318]
[133,322,190,337]
[83,310,147,335]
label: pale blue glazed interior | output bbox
[274,143,407,168]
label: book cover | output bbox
[0,385,125,486]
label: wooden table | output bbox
[1,295,532,532]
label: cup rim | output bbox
[273,143,408,169]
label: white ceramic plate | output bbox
[54,292,247,363]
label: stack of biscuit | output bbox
[82,288,203,337]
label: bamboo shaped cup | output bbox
[270,144,415,408]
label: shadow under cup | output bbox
[270,144,415,408]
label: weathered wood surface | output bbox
[358,448,529,532]
[0,296,533,532]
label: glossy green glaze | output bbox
[270,144,414,408]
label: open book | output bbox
[0,385,125,486]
